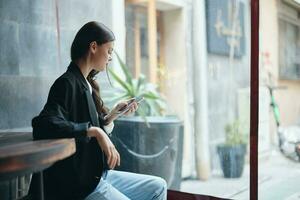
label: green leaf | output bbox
[105,94,128,104]
[137,74,145,92]
[114,52,133,85]
[224,119,247,145]
[136,106,150,127]
[108,68,132,94]
[143,92,160,100]
[107,51,168,117]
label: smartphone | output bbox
[116,96,144,116]
[134,95,144,104]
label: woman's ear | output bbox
[89,41,98,54]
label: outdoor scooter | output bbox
[267,85,300,162]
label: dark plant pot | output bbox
[217,144,246,178]
[111,116,184,190]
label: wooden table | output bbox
[0,132,76,199]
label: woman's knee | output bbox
[151,177,167,194]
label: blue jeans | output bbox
[84,170,167,200]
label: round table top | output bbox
[0,138,76,181]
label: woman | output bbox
[30,21,167,200]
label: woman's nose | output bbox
[108,56,112,62]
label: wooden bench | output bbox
[0,132,75,200]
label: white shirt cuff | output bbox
[103,122,114,134]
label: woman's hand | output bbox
[105,99,139,123]
[119,99,138,116]
[87,126,120,169]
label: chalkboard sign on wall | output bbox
[206,0,246,57]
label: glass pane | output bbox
[259,0,300,199]
[119,0,250,199]
[179,0,251,198]
[0,0,267,199]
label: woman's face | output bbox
[90,41,114,72]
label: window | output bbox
[278,18,300,80]
[125,1,164,86]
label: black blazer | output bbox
[30,62,108,199]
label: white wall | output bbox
[162,8,193,177]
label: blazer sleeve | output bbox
[32,78,90,140]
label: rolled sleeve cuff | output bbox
[73,122,91,138]
[103,122,114,135]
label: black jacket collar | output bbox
[67,61,100,127]
[67,61,89,91]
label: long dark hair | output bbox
[71,21,115,122]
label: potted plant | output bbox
[217,120,247,178]
[105,53,184,190]
[106,54,167,120]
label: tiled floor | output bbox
[181,150,300,200]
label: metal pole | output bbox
[28,172,44,200]
[36,172,44,200]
